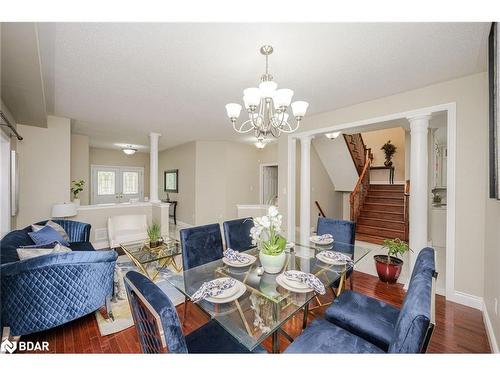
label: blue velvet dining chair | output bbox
[285,247,436,354]
[223,217,254,251]
[316,217,356,289]
[179,223,224,324]
[124,271,265,353]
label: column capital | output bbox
[406,113,432,123]
[149,132,162,138]
[299,135,314,143]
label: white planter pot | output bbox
[73,198,80,208]
[259,251,286,274]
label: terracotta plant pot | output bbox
[374,255,403,283]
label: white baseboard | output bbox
[482,301,499,353]
[448,290,484,311]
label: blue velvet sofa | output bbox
[0,220,117,337]
[285,248,436,354]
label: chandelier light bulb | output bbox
[258,81,278,98]
[273,89,294,109]
[291,101,309,117]
[243,88,261,107]
[225,103,242,119]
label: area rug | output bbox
[95,254,185,336]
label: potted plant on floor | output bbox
[374,238,411,283]
[251,206,287,274]
[70,179,85,207]
[381,140,397,167]
[147,222,163,249]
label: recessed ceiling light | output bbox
[325,131,342,139]
[122,145,137,155]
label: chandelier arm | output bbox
[233,119,257,134]
[279,119,300,133]
[270,124,281,138]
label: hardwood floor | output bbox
[18,271,491,354]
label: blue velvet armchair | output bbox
[285,248,436,354]
[0,220,117,337]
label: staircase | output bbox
[355,184,406,244]
[343,133,369,174]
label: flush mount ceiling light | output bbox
[255,138,267,149]
[122,145,137,155]
[225,45,309,142]
[325,131,342,139]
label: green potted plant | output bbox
[251,206,287,274]
[374,238,411,283]
[147,222,162,248]
[70,179,85,207]
[381,140,397,167]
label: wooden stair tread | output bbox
[357,224,404,232]
[363,203,404,207]
[358,217,405,224]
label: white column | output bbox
[299,136,312,246]
[407,114,431,273]
[149,132,161,203]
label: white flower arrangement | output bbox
[250,206,286,256]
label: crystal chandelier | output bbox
[225,45,309,142]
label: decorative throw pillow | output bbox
[17,243,72,261]
[28,225,70,247]
[31,220,70,241]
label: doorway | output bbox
[260,163,278,205]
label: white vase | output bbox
[73,198,80,208]
[259,251,286,274]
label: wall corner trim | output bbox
[482,300,500,353]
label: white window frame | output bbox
[91,165,144,204]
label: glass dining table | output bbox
[164,241,372,353]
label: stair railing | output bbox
[315,201,326,218]
[349,149,372,222]
[404,179,410,241]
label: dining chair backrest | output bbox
[180,223,223,270]
[316,217,356,245]
[223,217,254,251]
[124,270,188,354]
[388,247,436,353]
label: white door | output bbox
[91,165,144,204]
[261,165,279,204]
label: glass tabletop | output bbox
[164,241,371,351]
[120,238,181,265]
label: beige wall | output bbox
[89,147,150,201]
[223,142,260,220]
[16,116,71,228]
[256,143,278,165]
[158,141,197,225]
[362,127,406,182]
[158,141,269,226]
[195,141,260,225]
[279,72,488,300]
[70,134,90,205]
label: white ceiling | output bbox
[31,22,489,151]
